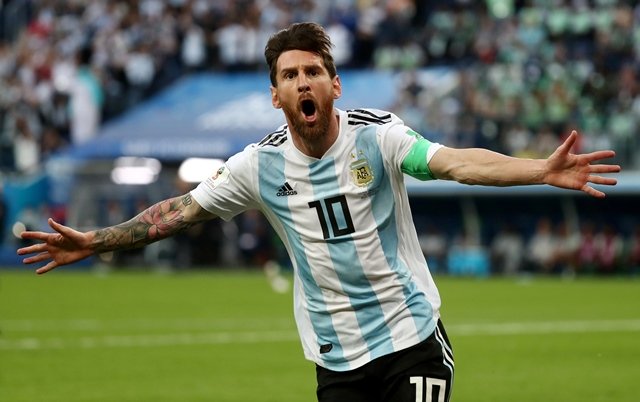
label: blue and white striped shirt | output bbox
[192,108,443,371]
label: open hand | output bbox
[544,131,621,198]
[17,218,95,274]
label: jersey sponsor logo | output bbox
[276,181,297,197]
[350,158,374,187]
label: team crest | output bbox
[350,158,374,187]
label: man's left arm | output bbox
[428,131,621,198]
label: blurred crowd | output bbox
[0,0,639,176]
[391,0,640,169]
[418,216,640,277]
[0,0,639,274]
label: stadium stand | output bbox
[0,0,638,274]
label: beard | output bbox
[282,97,333,143]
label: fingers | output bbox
[18,246,57,274]
[588,175,617,186]
[17,232,56,270]
[589,163,621,174]
[22,251,52,264]
[17,219,83,274]
[19,246,58,274]
[19,230,52,241]
[17,242,48,256]
[582,173,618,197]
[581,184,606,198]
[583,150,617,163]
[17,242,50,255]
[36,262,58,275]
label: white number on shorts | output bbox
[410,377,447,402]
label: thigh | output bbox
[316,364,379,402]
[382,321,455,402]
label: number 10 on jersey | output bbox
[308,195,355,239]
[410,377,447,402]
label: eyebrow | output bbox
[279,67,298,76]
[279,63,323,76]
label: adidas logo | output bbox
[276,182,297,197]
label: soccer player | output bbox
[18,22,620,402]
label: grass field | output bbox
[1,269,639,402]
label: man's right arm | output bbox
[18,193,217,274]
[93,193,215,252]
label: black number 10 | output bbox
[308,195,355,239]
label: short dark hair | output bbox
[264,22,337,87]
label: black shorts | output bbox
[316,320,454,402]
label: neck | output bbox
[290,110,340,159]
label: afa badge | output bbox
[350,158,374,187]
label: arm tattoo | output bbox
[94,195,199,252]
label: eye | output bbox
[284,71,296,80]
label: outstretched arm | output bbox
[17,193,216,274]
[428,131,620,197]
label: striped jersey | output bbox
[191,108,443,371]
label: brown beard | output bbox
[283,98,333,143]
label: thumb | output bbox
[48,218,79,239]
[48,218,66,234]
[557,130,577,154]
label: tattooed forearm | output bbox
[93,195,199,252]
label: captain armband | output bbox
[401,135,441,181]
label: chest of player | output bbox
[260,145,391,243]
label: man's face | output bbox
[270,50,341,142]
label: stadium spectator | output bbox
[418,223,448,274]
[0,184,5,245]
[39,126,67,159]
[525,217,558,274]
[490,222,525,276]
[39,91,70,143]
[447,229,490,277]
[17,22,620,402]
[69,46,103,145]
[180,14,207,72]
[553,220,581,276]
[576,220,600,274]
[595,223,625,275]
[237,208,274,267]
[12,114,40,174]
[627,224,640,275]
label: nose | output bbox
[297,74,311,93]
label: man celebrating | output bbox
[18,23,620,402]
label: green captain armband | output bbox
[401,131,436,181]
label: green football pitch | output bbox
[1,269,639,402]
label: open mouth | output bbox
[301,99,316,117]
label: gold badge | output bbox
[350,159,374,187]
[210,165,230,188]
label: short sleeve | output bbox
[375,114,442,180]
[191,147,260,221]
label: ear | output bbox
[270,86,281,109]
[332,75,342,99]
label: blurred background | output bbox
[0,0,638,277]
